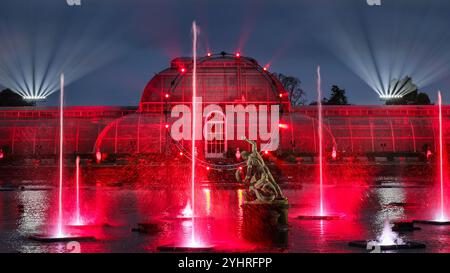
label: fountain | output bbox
[74,156,82,226]
[67,155,114,229]
[349,219,425,251]
[414,91,450,225]
[157,22,214,252]
[29,74,95,242]
[297,66,343,221]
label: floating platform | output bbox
[0,187,16,192]
[132,222,162,234]
[159,215,214,221]
[65,223,115,229]
[413,220,450,225]
[348,240,426,250]
[297,214,344,221]
[385,202,417,208]
[29,234,96,242]
[157,244,215,252]
[392,221,421,232]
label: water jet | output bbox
[414,92,450,225]
[296,66,344,221]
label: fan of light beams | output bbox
[0,1,127,100]
[308,1,450,100]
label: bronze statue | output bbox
[236,137,285,202]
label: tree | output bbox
[415,92,431,105]
[310,85,349,105]
[0,89,35,107]
[326,85,349,105]
[274,73,307,106]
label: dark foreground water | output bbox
[0,179,449,253]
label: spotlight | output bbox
[379,94,403,100]
[207,52,212,57]
[263,67,268,71]
[23,95,47,100]
[235,52,241,58]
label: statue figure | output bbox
[236,137,286,202]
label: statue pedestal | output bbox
[242,199,289,247]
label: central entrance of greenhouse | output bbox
[204,110,227,158]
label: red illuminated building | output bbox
[0,53,448,161]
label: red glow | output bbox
[235,52,240,58]
[180,67,186,73]
[279,93,283,98]
[165,124,169,129]
[179,152,183,156]
[278,123,288,129]
[0,150,3,159]
[165,93,169,98]
[207,52,212,57]
[95,151,102,163]
[332,146,337,160]
[263,67,268,71]
[206,166,210,171]
[235,148,241,160]
[239,167,243,170]
[264,151,269,155]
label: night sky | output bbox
[1,0,450,106]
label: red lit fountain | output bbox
[156,21,214,252]
[29,74,95,242]
[414,91,450,225]
[297,66,343,221]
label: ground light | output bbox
[349,219,425,251]
[391,221,421,232]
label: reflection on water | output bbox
[0,181,448,253]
